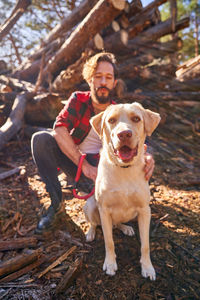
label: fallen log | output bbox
[43,0,99,45]
[176,55,200,80]
[0,255,45,283]
[43,0,126,85]
[0,75,35,92]
[120,91,200,104]
[102,16,189,55]
[0,249,42,279]
[0,92,32,151]
[24,93,63,125]
[0,237,38,251]
[56,257,83,294]
[131,16,190,43]
[52,49,94,92]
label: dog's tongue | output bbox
[117,146,137,161]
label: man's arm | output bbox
[143,144,154,181]
[53,126,97,182]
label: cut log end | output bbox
[120,29,128,45]
[110,0,125,11]
[94,34,104,50]
[112,20,120,32]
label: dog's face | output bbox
[91,102,160,166]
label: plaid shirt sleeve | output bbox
[54,92,81,132]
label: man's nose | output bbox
[100,76,106,85]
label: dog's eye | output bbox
[108,118,116,124]
[131,116,140,123]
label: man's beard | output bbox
[92,86,114,104]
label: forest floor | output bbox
[0,99,200,300]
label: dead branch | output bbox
[0,166,24,181]
[0,249,42,278]
[0,255,45,283]
[38,245,77,278]
[0,0,31,42]
[56,257,83,294]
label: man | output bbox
[31,52,154,234]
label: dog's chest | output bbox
[97,182,150,224]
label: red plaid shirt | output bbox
[54,91,116,145]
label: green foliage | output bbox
[160,0,200,62]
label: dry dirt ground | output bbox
[0,101,200,300]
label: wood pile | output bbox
[0,0,198,151]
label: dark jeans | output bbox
[31,131,96,210]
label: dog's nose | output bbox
[117,130,132,141]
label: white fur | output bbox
[83,103,160,280]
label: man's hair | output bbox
[82,52,118,83]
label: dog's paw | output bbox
[86,226,96,242]
[118,224,135,236]
[141,264,156,281]
[103,259,118,276]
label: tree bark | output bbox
[52,49,94,92]
[24,93,64,125]
[42,0,126,86]
[0,237,38,251]
[0,249,42,278]
[0,255,45,283]
[176,55,200,80]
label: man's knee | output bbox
[32,131,53,151]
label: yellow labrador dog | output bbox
[83,103,160,280]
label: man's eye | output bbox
[108,118,116,124]
[131,116,140,122]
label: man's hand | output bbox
[82,160,98,182]
[144,144,155,181]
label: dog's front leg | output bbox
[138,206,156,281]
[99,208,117,276]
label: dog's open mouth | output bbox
[114,145,138,162]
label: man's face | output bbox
[90,61,116,104]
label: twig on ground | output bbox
[38,245,76,278]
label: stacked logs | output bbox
[0,0,198,150]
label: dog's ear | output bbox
[143,109,161,136]
[90,111,104,137]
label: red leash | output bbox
[72,154,95,200]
